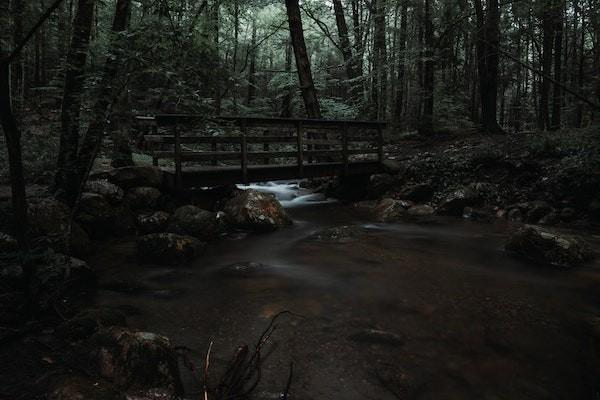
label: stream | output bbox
[92,181,600,400]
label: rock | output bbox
[538,210,558,225]
[28,197,92,257]
[136,211,171,234]
[505,226,595,268]
[30,254,96,310]
[0,232,18,253]
[437,186,479,216]
[125,187,162,210]
[105,166,164,189]
[89,327,182,393]
[369,174,400,196]
[397,183,434,202]
[85,180,125,204]
[167,205,223,239]
[48,375,125,400]
[308,225,364,242]
[219,262,268,277]
[373,198,410,222]
[381,159,404,174]
[559,207,576,222]
[526,200,554,223]
[58,307,127,342]
[137,233,204,265]
[462,207,492,222]
[223,189,292,231]
[407,204,435,217]
[507,208,523,222]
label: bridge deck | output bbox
[162,161,383,188]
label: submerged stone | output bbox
[136,233,204,265]
[223,189,292,232]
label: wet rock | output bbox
[167,205,223,239]
[381,159,403,174]
[373,198,410,222]
[137,233,204,265]
[58,307,127,342]
[0,232,18,253]
[348,329,405,347]
[397,183,434,202]
[507,208,523,222]
[125,187,162,210]
[223,189,292,232]
[48,375,125,400]
[28,197,92,257]
[538,210,559,225]
[85,180,125,204]
[437,186,479,216]
[219,261,268,277]
[526,200,554,223]
[30,254,96,310]
[89,327,182,393]
[505,226,595,268]
[407,204,435,217]
[308,225,364,242]
[136,211,171,234]
[104,166,164,189]
[462,207,492,222]
[369,174,400,196]
[76,193,119,237]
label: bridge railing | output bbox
[134,114,386,187]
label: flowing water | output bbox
[92,182,600,400]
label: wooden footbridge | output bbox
[135,114,387,189]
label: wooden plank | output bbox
[152,151,242,161]
[143,135,241,144]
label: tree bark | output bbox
[551,0,563,130]
[394,0,408,121]
[419,0,434,135]
[333,0,359,88]
[54,0,95,204]
[539,0,554,130]
[246,20,257,106]
[285,0,321,118]
[372,0,387,119]
[280,39,293,117]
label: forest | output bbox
[1,0,600,399]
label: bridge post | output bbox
[174,123,182,189]
[241,119,248,184]
[342,122,349,175]
[296,121,304,176]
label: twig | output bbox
[281,362,294,400]
[204,341,213,400]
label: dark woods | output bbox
[1,0,599,245]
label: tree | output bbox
[285,0,321,118]
[419,0,435,134]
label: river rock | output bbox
[105,166,164,189]
[223,189,292,231]
[137,233,204,264]
[0,232,18,253]
[58,307,127,342]
[308,225,365,242]
[437,186,479,216]
[89,327,182,393]
[125,187,162,210]
[507,208,523,222]
[505,226,595,268]
[28,197,92,257]
[397,183,434,202]
[136,211,171,234]
[526,200,554,223]
[407,204,435,216]
[85,180,125,204]
[168,205,223,239]
[48,375,125,400]
[30,253,96,311]
[373,198,411,222]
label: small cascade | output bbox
[238,181,336,208]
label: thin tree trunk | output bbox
[280,39,293,117]
[333,0,358,88]
[54,0,94,204]
[539,0,554,130]
[420,0,434,135]
[551,0,563,130]
[246,20,257,106]
[394,0,408,122]
[285,0,321,118]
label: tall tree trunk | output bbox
[419,0,434,134]
[394,0,408,122]
[280,39,293,117]
[372,0,387,119]
[474,0,504,134]
[212,0,221,114]
[539,0,554,130]
[11,0,24,115]
[54,0,94,204]
[246,20,257,106]
[75,0,131,194]
[333,0,359,91]
[551,0,563,129]
[285,0,321,118]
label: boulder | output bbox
[369,174,400,196]
[28,198,92,257]
[89,327,182,393]
[396,183,434,202]
[105,166,164,189]
[48,375,125,400]
[505,226,595,268]
[85,180,125,204]
[137,233,204,265]
[167,205,223,239]
[381,159,404,174]
[407,204,435,217]
[0,232,18,253]
[30,254,96,310]
[125,187,162,210]
[526,200,554,223]
[373,198,411,222]
[507,208,523,222]
[136,211,171,234]
[437,186,479,216]
[559,207,576,222]
[58,307,127,342]
[223,189,292,231]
